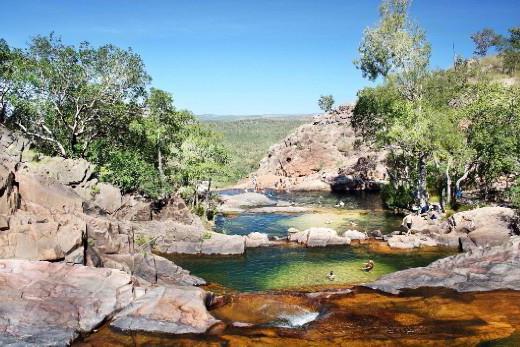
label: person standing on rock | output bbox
[404,214,413,233]
[251,175,258,192]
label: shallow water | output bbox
[172,245,454,292]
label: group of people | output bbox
[327,259,374,281]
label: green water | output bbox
[173,246,454,292]
[174,191,453,292]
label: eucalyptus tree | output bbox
[318,95,335,113]
[130,88,194,180]
[9,33,150,157]
[353,0,432,208]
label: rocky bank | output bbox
[239,105,387,192]
[0,126,240,344]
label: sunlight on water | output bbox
[172,246,453,292]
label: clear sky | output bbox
[2,0,519,115]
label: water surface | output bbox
[172,245,453,292]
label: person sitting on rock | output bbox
[327,271,336,281]
[362,260,374,272]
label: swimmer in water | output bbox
[327,271,336,281]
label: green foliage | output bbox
[169,124,230,187]
[354,0,430,101]
[498,27,520,75]
[204,116,310,186]
[7,33,150,157]
[471,28,501,57]
[381,182,414,210]
[318,95,335,112]
[509,179,520,209]
[1,34,232,199]
[95,146,162,197]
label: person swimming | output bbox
[362,260,374,272]
[327,271,336,281]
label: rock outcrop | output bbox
[245,232,270,247]
[0,259,219,345]
[0,259,134,346]
[0,127,226,343]
[111,285,219,335]
[369,236,520,294]
[288,227,351,247]
[392,207,517,250]
[239,105,387,192]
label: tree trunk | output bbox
[0,103,6,124]
[445,165,452,209]
[454,163,474,205]
[416,153,428,207]
[157,147,164,180]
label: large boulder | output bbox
[387,234,438,249]
[219,192,277,209]
[93,182,123,214]
[111,285,219,335]
[22,156,93,187]
[369,236,520,294]
[0,259,134,346]
[201,232,245,255]
[17,173,84,214]
[0,212,85,261]
[289,227,351,247]
[245,232,270,247]
[448,207,515,247]
[343,229,367,241]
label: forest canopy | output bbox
[0,34,230,199]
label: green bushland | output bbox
[352,0,519,211]
[204,116,311,187]
[0,34,231,203]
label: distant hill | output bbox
[202,115,313,187]
[197,113,314,122]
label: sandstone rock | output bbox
[289,227,351,247]
[17,173,83,214]
[101,252,205,287]
[111,285,219,335]
[343,229,367,240]
[387,234,437,249]
[93,182,123,213]
[0,259,134,346]
[239,105,386,192]
[0,214,85,261]
[369,236,520,294]
[448,207,515,247]
[0,164,19,215]
[245,232,270,247]
[220,192,277,209]
[22,156,93,186]
[201,232,245,255]
[368,229,383,238]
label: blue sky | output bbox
[2,0,519,115]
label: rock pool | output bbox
[172,191,453,291]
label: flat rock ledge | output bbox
[368,236,520,294]
[0,259,134,346]
[0,259,220,346]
